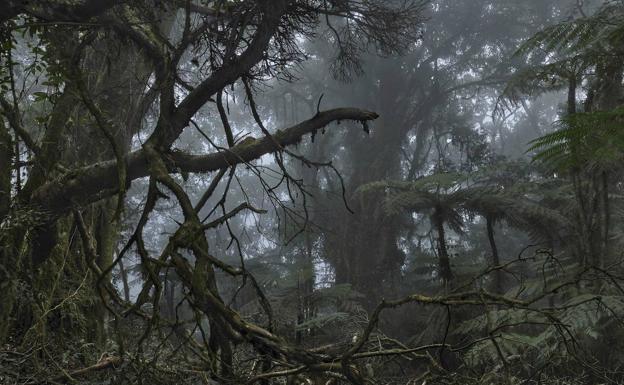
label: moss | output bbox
[237,136,258,148]
[0,119,14,344]
[274,128,285,139]
[0,255,16,344]
[0,117,12,218]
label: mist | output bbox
[1,1,624,384]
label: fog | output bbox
[2,1,624,384]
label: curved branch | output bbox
[149,0,290,149]
[3,0,121,24]
[30,108,379,216]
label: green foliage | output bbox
[362,171,570,241]
[452,245,624,375]
[360,174,470,237]
[517,3,624,57]
[528,108,624,171]
[501,58,582,105]
[294,312,350,331]
[461,302,623,371]
[0,205,50,241]
[459,291,624,370]
[501,2,624,109]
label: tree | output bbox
[4,2,624,384]
[0,0,427,382]
[279,0,576,306]
[502,0,624,267]
[363,171,570,287]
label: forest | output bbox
[1,0,624,384]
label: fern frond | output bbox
[528,108,624,170]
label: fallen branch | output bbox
[36,356,122,384]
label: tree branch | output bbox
[30,108,379,215]
[3,0,121,24]
[148,0,290,149]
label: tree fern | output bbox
[516,2,624,58]
[362,173,570,242]
[501,2,624,110]
[454,236,624,371]
[528,108,624,171]
[458,286,624,370]
[500,57,587,106]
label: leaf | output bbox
[33,91,48,102]
[295,312,350,331]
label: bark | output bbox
[567,76,593,265]
[31,109,378,221]
[601,171,609,266]
[118,257,131,303]
[148,0,290,149]
[11,16,170,343]
[593,59,623,265]
[0,116,11,218]
[434,210,453,282]
[567,75,577,116]
[0,117,14,344]
[164,278,176,320]
[330,59,412,306]
[2,0,121,23]
[486,216,503,293]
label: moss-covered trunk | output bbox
[0,116,15,344]
[1,23,162,346]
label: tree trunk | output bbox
[0,117,10,218]
[0,116,15,344]
[118,257,131,303]
[323,57,413,308]
[486,216,503,293]
[3,17,169,345]
[434,210,453,282]
[601,171,610,267]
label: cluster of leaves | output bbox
[529,107,624,172]
[361,171,570,243]
[500,0,624,106]
[455,256,624,381]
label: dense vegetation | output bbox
[1,1,624,384]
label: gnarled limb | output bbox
[1,0,121,24]
[31,108,379,217]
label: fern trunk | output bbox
[601,171,610,266]
[486,216,503,293]
[434,210,453,282]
